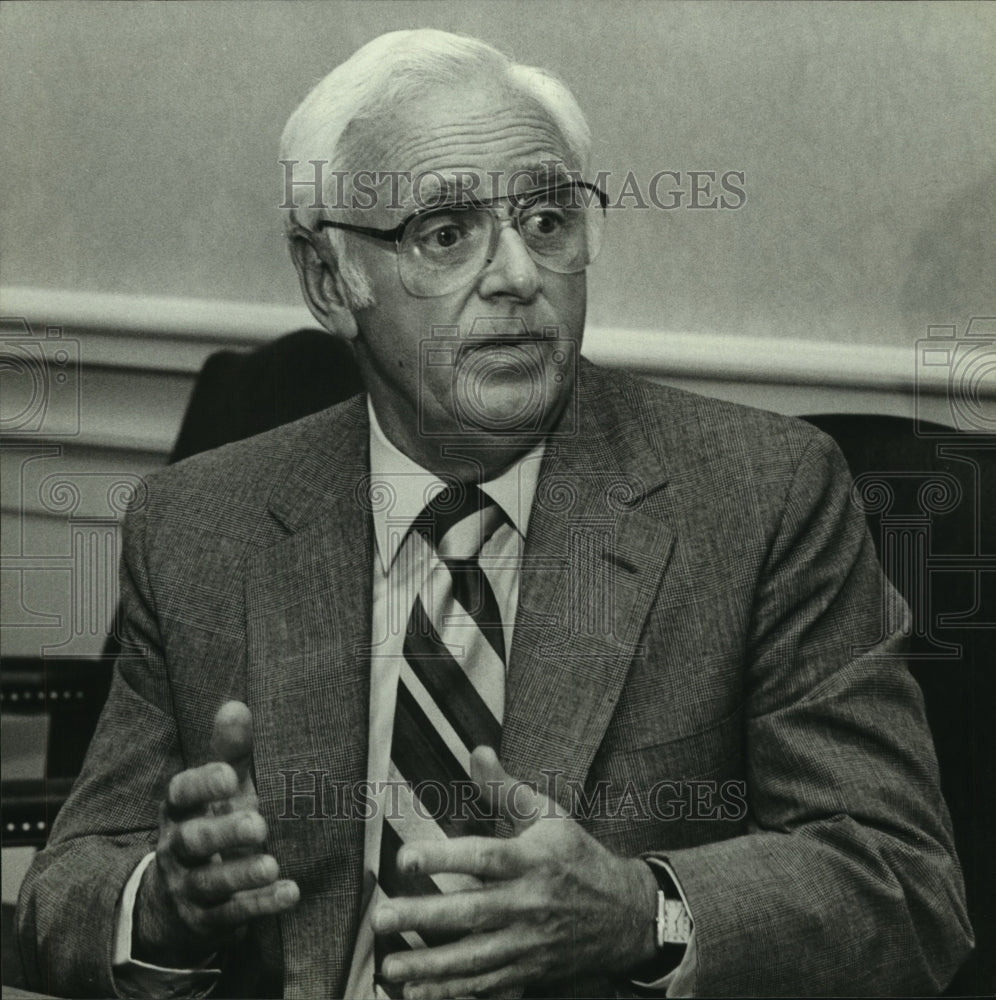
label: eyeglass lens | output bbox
[398,188,603,297]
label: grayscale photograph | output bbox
[0,2,992,997]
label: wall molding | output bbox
[2,284,965,394]
[4,284,987,467]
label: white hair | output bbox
[280,29,592,308]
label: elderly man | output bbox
[18,29,971,999]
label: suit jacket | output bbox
[17,360,972,998]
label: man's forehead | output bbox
[338,85,580,218]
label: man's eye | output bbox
[432,225,463,248]
[414,219,471,250]
[522,210,566,239]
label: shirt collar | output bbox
[367,397,544,571]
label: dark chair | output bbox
[169,327,362,462]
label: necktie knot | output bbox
[413,482,505,560]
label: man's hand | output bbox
[372,747,659,999]
[133,701,300,967]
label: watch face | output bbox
[660,895,693,945]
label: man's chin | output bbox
[450,378,551,431]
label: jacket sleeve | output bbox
[659,433,973,996]
[15,494,187,998]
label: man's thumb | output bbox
[210,700,253,785]
[469,745,559,834]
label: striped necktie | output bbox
[374,482,507,996]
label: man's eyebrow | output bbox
[404,161,577,208]
[515,160,575,184]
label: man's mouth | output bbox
[466,316,548,343]
[462,337,534,348]
[457,339,544,362]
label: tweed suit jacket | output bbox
[17,360,972,998]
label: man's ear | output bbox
[288,233,359,341]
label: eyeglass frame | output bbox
[314,180,608,264]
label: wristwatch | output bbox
[645,859,693,947]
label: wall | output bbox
[1,1,993,344]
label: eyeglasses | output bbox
[316,181,607,298]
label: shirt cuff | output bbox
[113,851,221,996]
[630,857,698,995]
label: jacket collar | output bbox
[265,360,670,535]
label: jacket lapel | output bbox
[502,364,677,818]
[246,395,374,997]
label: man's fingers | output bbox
[185,853,280,904]
[197,879,300,929]
[380,930,521,986]
[210,700,253,785]
[469,746,563,832]
[164,703,254,821]
[396,836,526,882]
[372,886,512,936]
[172,809,267,863]
[167,762,239,817]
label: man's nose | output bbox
[476,224,541,302]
